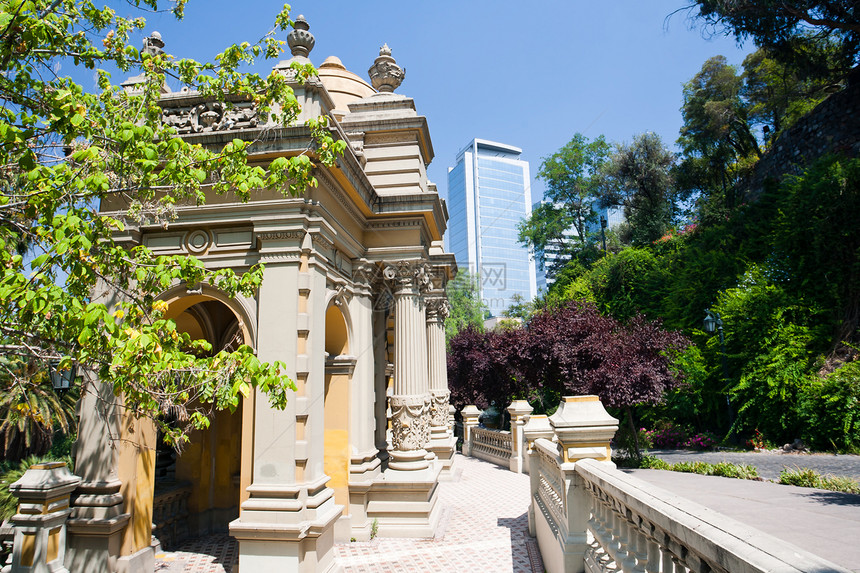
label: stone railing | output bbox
[460,400,534,473]
[152,482,192,550]
[470,427,513,467]
[527,395,851,573]
[575,458,848,573]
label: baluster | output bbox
[645,536,660,573]
[661,541,674,573]
[629,519,648,573]
[618,517,636,573]
[672,556,688,573]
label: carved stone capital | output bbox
[389,394,431,452]
[425,297,450,321]
[382,261,432,294]
[429,390,451,429]
[352,261,378,287]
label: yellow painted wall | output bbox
[118,411,157,556]
[324,372,349,512]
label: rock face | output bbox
[747,66,860,198]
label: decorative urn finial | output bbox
[142,31,164,57]
[368,43,405,93]
[287,15,315,58]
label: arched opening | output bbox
[152,294,250,547]
[324,303,352,518]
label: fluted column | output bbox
[426,298,450,443]
[385,263,431,471]
[426,296,456,475]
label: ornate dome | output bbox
[318,56,375,119]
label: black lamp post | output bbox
[600,215,607,252]
[704,309,734,429]
[48,359,76,394]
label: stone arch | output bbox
[150,284,256,546]
[323,296,355,524]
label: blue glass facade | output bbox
[447,139,536,316]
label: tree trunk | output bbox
[625,406,642,463]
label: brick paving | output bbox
[154,454,541,573]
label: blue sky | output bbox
[111,0,753,202]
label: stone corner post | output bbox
[506,400,533,474]
[548,395,618,573]
[522,414,554,476]
[460,405,481,457]
[5,462,80,573]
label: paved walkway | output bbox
[155,451,860,572]
[155,454,540,573]
[648,448,860,481]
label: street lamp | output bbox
[703,309,734,429]
[48,359,76,394]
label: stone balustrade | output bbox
[152,483,192,550]
[470,427,513,467]
[525,395,851,573]
[576,457,849,573]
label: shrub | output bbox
[645,421,689,448]
[637,457,760,480]
[799,359,860,451]
[639,455,671,470]
[686,432,718,450]
[778,467,860,494]
[711,462,759,480]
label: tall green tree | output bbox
[444,272,488,343]
[677,55,760,212]
[742,37,852,138]
[518,133,611,277]
[0,1,344,445]
[602,132,676,245]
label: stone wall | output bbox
[747,66,860,197]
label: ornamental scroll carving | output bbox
[390,395,430,451]
[382,261,432,293]
[430,390,450,428]
[425,297,450,321]
[161,100,260,135]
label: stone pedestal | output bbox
[507,400,533,474]
[461,405,482,457]
[522,414,554,475]
[549,395,618,464]
[4,462,80,573]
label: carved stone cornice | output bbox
[257,231,306,242]
[311,233,335,252]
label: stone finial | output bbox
[287,15,315,58]
[142,31,165,57]
[368,43,405,93]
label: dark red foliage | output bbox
[447,302,690,410]
[447,325,528,410]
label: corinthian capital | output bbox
[425,297,450,321]
[382,261,431,293]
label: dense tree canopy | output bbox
[0,0,343,445]
[689,0,860,64]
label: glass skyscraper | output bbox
[447,139,537,316]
